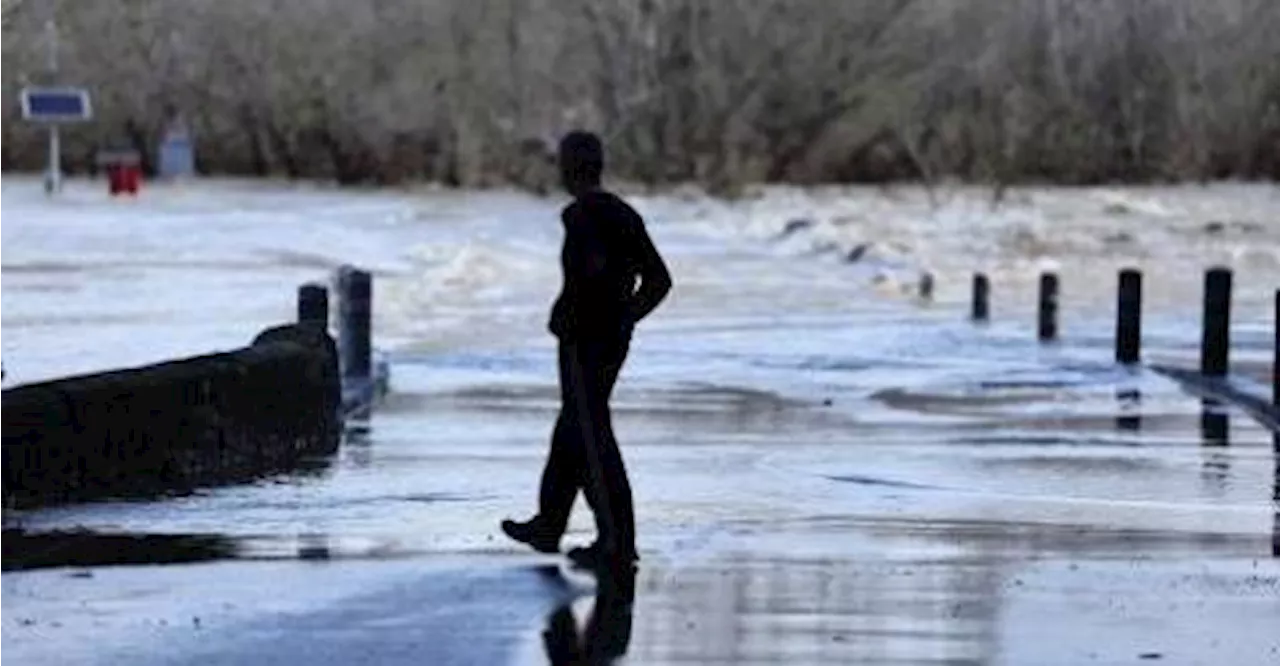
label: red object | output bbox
[120,164,141,194]
[100,149,142,196]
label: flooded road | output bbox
[2,178,1278,664]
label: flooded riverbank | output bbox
[3,177,1278,665]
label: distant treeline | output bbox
[3,0,1278,191]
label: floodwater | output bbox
[2,177,1279,665]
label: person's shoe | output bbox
[501,518,561,554]
[566,542,639,572]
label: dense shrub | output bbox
[3,0,1277,188]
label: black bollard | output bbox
[1273,504,1279,558]
[1200,267,1232,377]
[337,266,372,382]
[918,272,935,301]
[1038,272,1059,342]
[1115,269,1142,364]
[1273,289,1278,407]
[972,273,990,322]
[297,283,329,330]
[1273,421,1279,557]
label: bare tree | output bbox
[2,0,1276,187]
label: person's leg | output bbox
[595,336,636,556]
[566,338,620,511]
[535,411,581,537]
[503,344,584,552]
[595,424,636,557]
[568,336,637,562]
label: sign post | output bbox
[22,20,92,195]
[48,123,61,193]
[46,18,59,194]
[21,87,93,194]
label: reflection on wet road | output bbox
[3,181,1279,665]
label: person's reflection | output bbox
[1115,389,1142,432]
[542,568,636,665]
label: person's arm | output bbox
[550,203,604,339]
[626,216,672,325]
[548,293,572,339]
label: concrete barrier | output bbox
[2,324,340,509]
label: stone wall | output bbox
[2,325,340,509]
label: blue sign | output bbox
[158,116,196,178]
[21,87,92,122]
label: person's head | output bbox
[558,131,604,196]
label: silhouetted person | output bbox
[542,566,636,664]
[502,131,672,570]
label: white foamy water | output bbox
[5,177,1279,666]
[668,182,1280,316]
[4,177,1276,385]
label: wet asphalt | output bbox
[3,180,1279,665]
